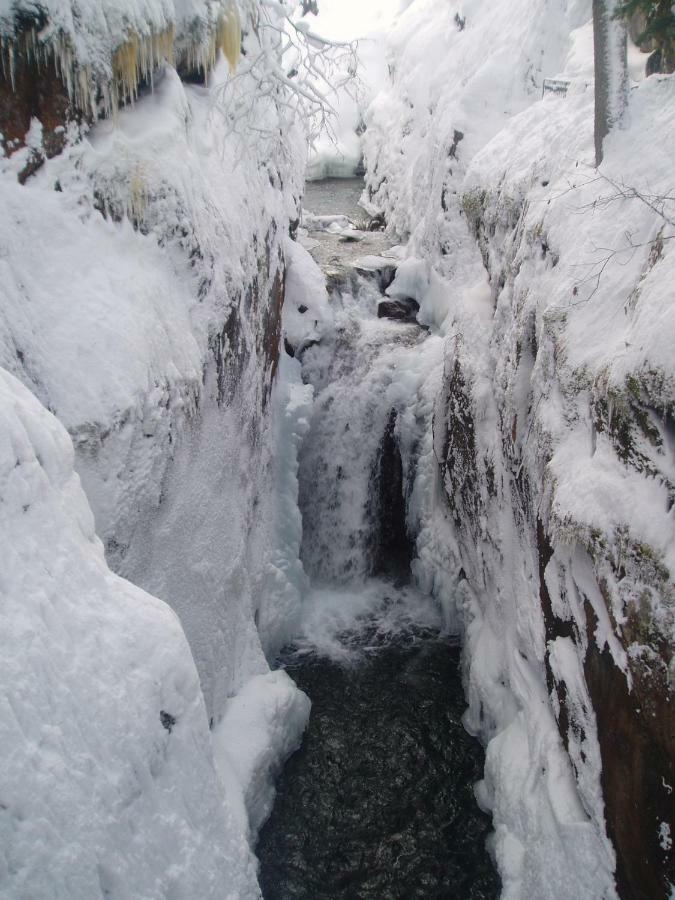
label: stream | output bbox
[256,178,500,899]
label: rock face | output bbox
[377,297,420,322]
[369,409,414,579]
[0,31,74,181]
[583,605,674,900]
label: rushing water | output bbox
[257,608,499,899]
[257,179,499,898]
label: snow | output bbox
[282,235,334,354]
[0,155,202,429]
[1,9,312,892]
[0,369,259,899]
[360,0,674,895]
[212,670,310,837]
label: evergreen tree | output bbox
[615,0,675,72]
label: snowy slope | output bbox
[0,369,259,899]
[364,0,673,896]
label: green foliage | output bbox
[615,0,675,63]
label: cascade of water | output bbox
[292,178,428,583]
[298,312,425,582]
[256,177,499,899]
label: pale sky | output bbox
[311,0,402,41]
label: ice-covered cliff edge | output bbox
[364,1,673,897]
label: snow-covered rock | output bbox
[364,0,674,896]
[0,369,259,898]
[0,57,304,718]
[0,3,312,891]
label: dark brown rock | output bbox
[368,408,413,580]
[377,298,419,322]
[584,598,674,900]
[0,30,80,181]
[536,518,675,900]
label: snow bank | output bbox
[213,670,310,837]
[0,368,259,898]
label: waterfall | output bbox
[298,312,426,582]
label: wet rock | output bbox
[584,600,674,900]
[0,26,76,181]
[377,297,420,322]
[353,257,397,293]
[369,409,413,579]
[536,513,675,900]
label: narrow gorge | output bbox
[257,180,499,898]
[0,1,673,899]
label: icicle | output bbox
[218,2,241,72]
[111,27,175,113]
[129,164,149,223]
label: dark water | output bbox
[303,177,369,226]
[257,629,500,899]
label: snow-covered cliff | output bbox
[0,0,313,894]
[363,1,674,897]
[0,369,261,898]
